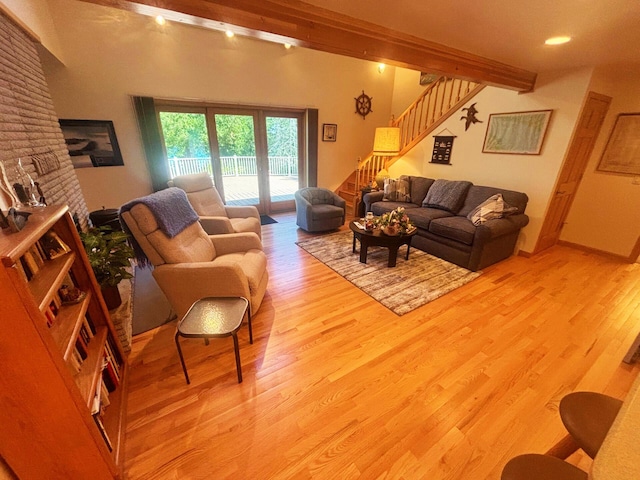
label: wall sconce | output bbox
[377,63,386,74]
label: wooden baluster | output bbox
[455,78,463,102]
[417,97,425,142]
[447,77,454,110]
[438,78,446,118]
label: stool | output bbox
[501,454,587,480]
[174,297,252,384]
[547,391,622,459]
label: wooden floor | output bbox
[123,212,640,479]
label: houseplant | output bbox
[80,225,134,310]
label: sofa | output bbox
[362,176,529,271]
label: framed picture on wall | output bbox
[322,123,337,142]
[597,113,640,176]
[482,110,553,155]
[59,119,124,168]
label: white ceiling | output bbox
[304,0,640,73]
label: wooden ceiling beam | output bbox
[78,0,537,92]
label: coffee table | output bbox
[349,220,417,267]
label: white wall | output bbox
[561,65,640,260]
[0,0,64,61]
[388,68,594,254]
[391,68,427,120]
[40,0,396,212]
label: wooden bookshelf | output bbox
[0,205,128,479]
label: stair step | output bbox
[339,190,356,201]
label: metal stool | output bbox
[547,391,622,459]
[501,454,587,480]
[174,297,252,384]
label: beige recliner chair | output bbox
[120,192,268,319]
[169,172,262,239]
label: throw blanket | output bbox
[423,179,472,213]
[119,187,199,267]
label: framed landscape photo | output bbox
[597,113,640,176]
[59,119,124,168]
[322,123,337,142]
[482,110,552,155]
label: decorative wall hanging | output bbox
[31,150,60,175]
[597,113,640,176]
[460,103,482,131]
[355,90,373,119]
[431,129,456,165]
[322,123,337,142]
[59,119,124,168]
[482,110,552,155]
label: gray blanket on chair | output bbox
[119,187,199,267]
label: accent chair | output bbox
[169,172,262,239]
[294,187,346,232]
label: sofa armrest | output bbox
[363,191,384,212]
[225,205,260,220]
[475,214,530,242]
[199,216,234,235]
[209,232,263,254]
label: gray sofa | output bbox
[363,176,529,271]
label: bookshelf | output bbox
[0,205,127,479]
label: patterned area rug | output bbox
[296,231,481,315]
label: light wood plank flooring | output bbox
[123,212,640,479]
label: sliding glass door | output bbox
[157,103,304,214]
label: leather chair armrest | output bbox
[209,232,263,254]
[225,205,260,220]
[199,216,234,235]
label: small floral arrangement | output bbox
[375,206,415,235]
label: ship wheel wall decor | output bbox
[355,90,373,119]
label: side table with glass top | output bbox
[174,296,252,384]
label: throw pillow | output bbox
[467,193,518,226]
[422,179,472,213]
[383,178,411,202]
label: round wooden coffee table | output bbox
[349,220,417,267]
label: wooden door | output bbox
[535,92,612,253]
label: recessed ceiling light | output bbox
[545,36,571,46]
[155,15,166,26]
[225,30,235,38]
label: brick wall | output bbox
[0,12,88,226]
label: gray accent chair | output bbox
[295,187,346,232]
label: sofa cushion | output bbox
[310,204,344,220]
[409,176,435,206]
[459,185,529,217]
[467,193,519,226]
[423,179,472,213]
[371,201,420,217]
[383,177,411,202]
[405,207,452,230]
[429,216,476,246]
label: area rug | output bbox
[132,266,175,335]
[261,214,278,225]
[296,231,481,315]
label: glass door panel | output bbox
[213,113,261,207]
[266,116,299,208]
[158,112,212,179]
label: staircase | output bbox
[337,76,485,217]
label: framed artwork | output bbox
[322,123,337,142]
[597,113,640,176]
[59,119,124,168]
[482,110,553,155]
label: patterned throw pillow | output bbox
[467,193,518,226]
[383,178,411,202]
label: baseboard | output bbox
[517,249,533,258]
[557,240,632,262]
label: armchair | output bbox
[295,187,346,232]
[169,172,262,239]
[120,196,268,318]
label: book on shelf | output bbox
[93,414,113,452]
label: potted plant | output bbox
[80,225,134,310]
